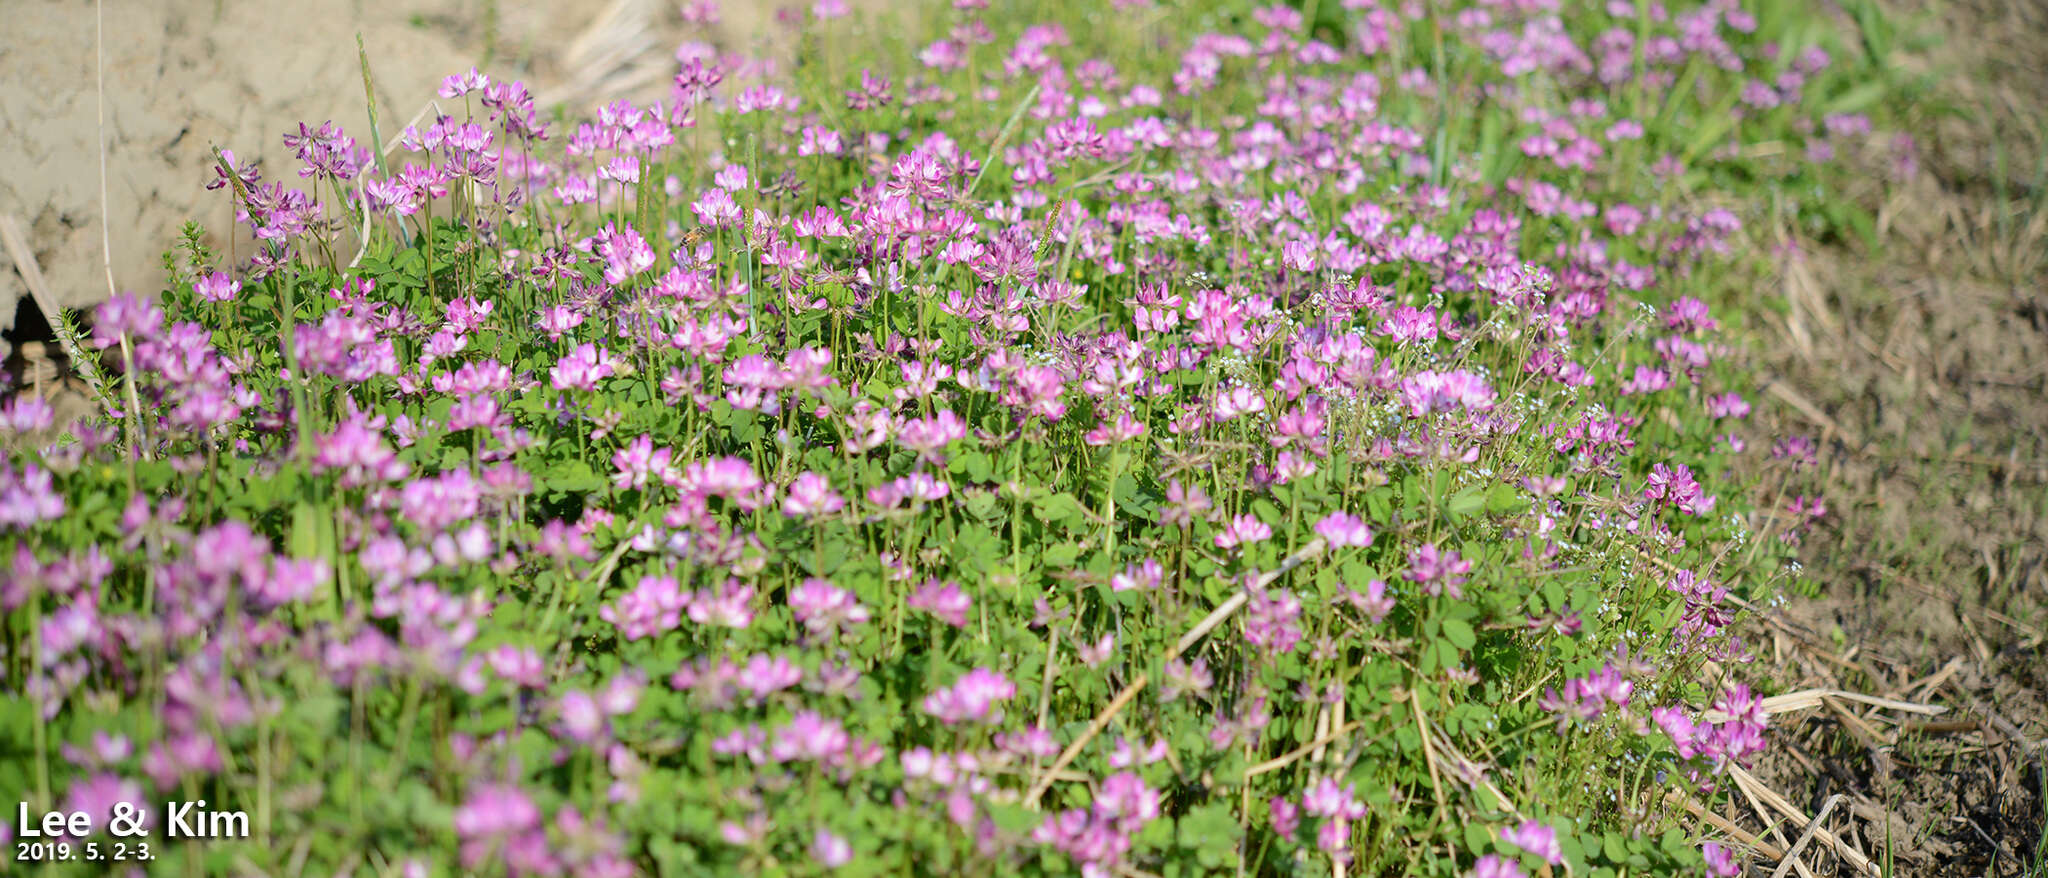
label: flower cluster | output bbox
[0,0,1877,873]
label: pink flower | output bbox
[142,733,221,788]
[92,291,163,348]
[719,813,770,847]
[558,690,608,742]
[687,581,756,629]
[1282,237,1317,272]
[193,271,241,302]
[611,435,674,490]
[895,410,967,463]
[1405,543,1473,599]
[1094,772,1161,824]
[1620,365,1672,395]
[487,646,546,688]
[1500,820,1562,865]
[1702,842,1742,877]
[1076,633,1114,667]
[867,472,951,508]
[1317,818,1352,857]
[551,343,619,392]
[1668,297,1721,336]
[0,395,54,434]
[309,411,409,483]
[812,828,853,868]
[1213,513,1273,550]
[599,575,687,641]
[1314,511,1374,548]
[536,305,583,341]
[598,155,641,185]
[739,654,803,703]
[1211,385,1267,421]
[1109,559,1164,592]
[1643,463,1715,516]
[713,163,751,189]
[398,469,482,533]
[1159,479,1212,527]
[675,457,768,510]
[597,224,655,284]
[250,557,330,608]
[783,471,846,517]
[1269,796,1300,837]
[772,711,850,762]
[1342,579,1396,623]
[1243,588,1303,654]
[1400,370,1497,417]
[443,295,496,334]
[454,784,553,874]
[691,187,743,227]
[1300,777,1367,820]
[1469,854,1524,878]
[1082,411,1148,446]
[908,581,971,628]
[438,68,489,98]
[1162,658,1213,702]
[922,667,1015,724]
[61,773,148,840]
[789,578,869,634]
[1706,392,1750,418]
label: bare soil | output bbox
[1736,0,2048,874]
[0,0,819,357]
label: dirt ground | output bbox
[0,0,812,359]
[1737,0,2048,874]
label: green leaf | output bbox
[1447,487,1486,519]
[1365,487,1393,523]
[1682,111,1740,164]
[1180,802,1243,866]
[1435,639,1461,671]
[545,460,605,493]
[1602,831,1628,863]
[289,502,321,559]
[988,802,1041,835]
[1250,497,1283,523]
[1659,827,1688,856]
[952,449,994,482]
[1033,492,1085,527]
[1442,618,1478,651]
[1464,821,1493,854]
[1485,483,1528,515]
[1843,0,1894,61]
[962,490,999,520]
[1822,80,1889,116]
[1043,542,1080,568]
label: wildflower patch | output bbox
[0,0,1895,875]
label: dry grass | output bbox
[1740,0,2048,873]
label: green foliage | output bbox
[0,0,1886,875]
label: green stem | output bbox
[423,199,437,301]
[243,670,274,847]
[277,271,313,463]
[29,600,50,810]
[117,336,148,466]
[383,676,426,785]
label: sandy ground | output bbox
[0,0,803,352]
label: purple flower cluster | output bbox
[0,0,1877,871]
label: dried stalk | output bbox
[1022,538,1327,807]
